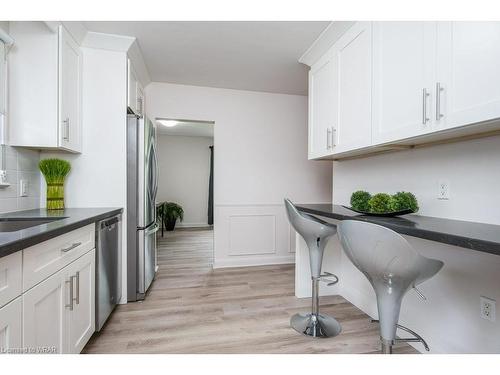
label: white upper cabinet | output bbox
[127,59,138,114]
[308,49,337,159]
[436,22,500,131]
[59,26,83,152]
[372,22,437,144]
[136,81,145,116]
[9,22,82,153]
[333,22,372,153]
[127,58,146,116]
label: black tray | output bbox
[342,205,414,217]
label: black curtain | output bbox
[208,146,214,225]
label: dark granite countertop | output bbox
[296,204,500,256]
[0,208,123,259]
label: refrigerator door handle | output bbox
[151,141,159,202]
[145,222,159,235]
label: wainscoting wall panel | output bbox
[228,214,276,256]
[214,204,296,268]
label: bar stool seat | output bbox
[338,220,444,353]
[284,199,341,338]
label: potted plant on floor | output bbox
[160,202,184,231]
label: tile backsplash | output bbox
[0,146,41,213]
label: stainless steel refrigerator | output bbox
[127,114,159,301]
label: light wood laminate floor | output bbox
[84,228,417,354]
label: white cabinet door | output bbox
[0,297,22,353]
[23,268,68,354]
[66,250,95,354]
[128,59,138,114]
[372,22,437,144]
[333,22,372,154]
[136,82,145,116]
[436,22,500,131]
[0,252,22,308]
[59,26,82,152]
[308,49,337,159]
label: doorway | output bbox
[154,118,215,271]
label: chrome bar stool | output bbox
[337,220,444,353]
[284,198,341,338]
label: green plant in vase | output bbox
[39,158,71,210]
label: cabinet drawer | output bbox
[23,224,95,292]
[0,252,22,308]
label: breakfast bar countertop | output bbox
[296,204,500,256]
[0,208,123,259]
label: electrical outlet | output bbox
[19,179,28,197]
[480,296,496,322]
[438,179,450,200]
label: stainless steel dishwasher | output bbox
[96,214,122,331]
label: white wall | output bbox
[324,136,500,353]
[156,134,213,227]
[41,47,128,302]
[146,82,332,268]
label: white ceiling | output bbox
[82,21,330,95]
[156,119,214,138]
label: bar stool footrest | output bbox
[319,272,339,286]
[370,319,430,351]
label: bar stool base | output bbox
[290,313,342,338]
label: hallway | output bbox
[84,228,416,354]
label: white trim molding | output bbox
[299,21,355,67]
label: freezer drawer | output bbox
[137,222,158,299]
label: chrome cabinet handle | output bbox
[62,118,70,141]
[61,242,82,253]
[422,88,430,125]
[436,82,444,121]
[74,271,80,305]
[332,127,337,147]
[326,128,331,149]
[66,277,74,310]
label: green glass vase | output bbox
[46,183,65,210]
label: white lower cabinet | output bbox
[0,297,22,353]
[22,249,95,354]
[23,265,67,353]
[67,250,95,354]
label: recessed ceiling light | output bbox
[157,119,179,127]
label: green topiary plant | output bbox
[388,191,419,212]
[39,158,71,210]
[368,193,392,213]
[350,190,372,211]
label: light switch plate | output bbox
[19,179,28,197]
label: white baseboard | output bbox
[176,222,210,228]
[213,255,295,269]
